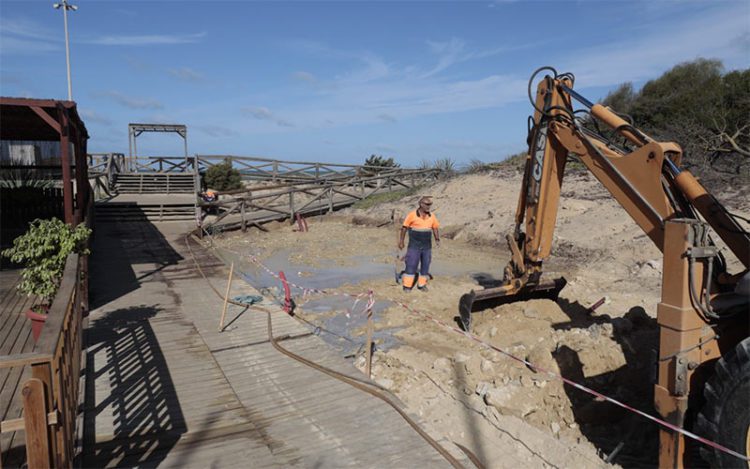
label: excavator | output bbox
[459,67,749,468]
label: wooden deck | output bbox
[0,269,39,466]
[82,219,466,467]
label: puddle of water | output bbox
[216,243,501,357]
[298,295,402,355]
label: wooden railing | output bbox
[0,254,85,469]
[87,153,125,196]
[127,156,195,174]
[201,168,440,232]
[195,155,429,183]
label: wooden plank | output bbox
[22,378,51,469]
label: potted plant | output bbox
[1,217,91,341]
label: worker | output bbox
[201,189,218,203]
[398,196,440,292]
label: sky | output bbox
[1,0,748,167]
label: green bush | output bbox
[2,218,91,305]
[352,187,418,209]
[204,159,243,191]
[364,154,400,168]
[432,157,457,177]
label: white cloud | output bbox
[0,18,59,55]
[79,108,113,126]
[168,67,205,83]
[97,91,164,110]
[377,113,397,123]
[85,32,206,46]
[292,71,316,83]
[241,106,295,128]
[196,125,239,138]
[559,4,750,89]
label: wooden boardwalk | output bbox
[82,219,466,467]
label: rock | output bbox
[587,323,614,339]
[485,385,537,417]
[484,386,514,408]
[489,326,498,338]
[432,357,451,372]
[523,308,539,319]
[475,381,491,397]
[520,375,534,387]
[646,259,661,271]
[375,378,394,389]
[454,352,471,364]
[480,359,494,373]
[526,344,560,378]
[354,355,366,369]
[551,422,561,434]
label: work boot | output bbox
[403,286,412,293]
[417,285,428,292]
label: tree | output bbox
[364,154,400,168]
[204,159,243,191]
[602,82,635,115]
[598,59,749,179]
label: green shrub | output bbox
[433,157,457,177]
[2,218,91,305]
[204,159,243,191]
[364,154,400,168]
[352,187,418,209]
[500,151,528,169]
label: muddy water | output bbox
[212,222,508,356]
[214,245,404,355]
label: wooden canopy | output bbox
[0,97,90,225]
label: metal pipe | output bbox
[559,84,594,109]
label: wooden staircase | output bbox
[95,202,196,223]
[97,172,197,223]
[113,173,195,194]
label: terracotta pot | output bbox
[26,307,49,342]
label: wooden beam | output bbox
[30,106,61,134]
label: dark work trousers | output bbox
[404,247,432,277]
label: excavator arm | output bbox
[459,67,750,468]
[460,68,750,332]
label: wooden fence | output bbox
[0,254,85,468]
[201,168,440,232]
[0,187,65,239]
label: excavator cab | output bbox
[460,67,750,467]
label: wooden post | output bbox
[289,191,295,222]
[219,262,234,331]
[366,309,373,379]
[328,187,333,213]
[241,200,247,232]
[58,106,74,224]
[23,378,52,469]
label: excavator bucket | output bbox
[458,277,567,332]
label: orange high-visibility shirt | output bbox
[403,210,439,249]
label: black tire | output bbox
[696,337,750,468]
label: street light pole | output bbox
[53,1,77,101]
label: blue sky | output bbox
[1,1,748,167]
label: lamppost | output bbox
[53,1,77,101]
